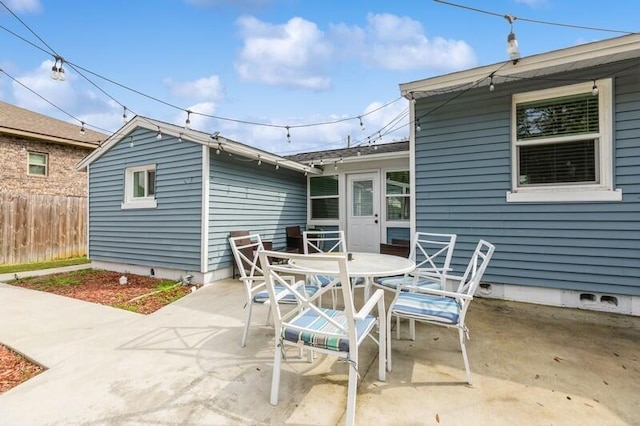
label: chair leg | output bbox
[378,311,386,381]
[386,310,393,372]
[409,319,416,341]
[241,302,254,347]
[346,356,358,426]
[270,341,283,405]
[458,328,472,385]
[265,305,272,326]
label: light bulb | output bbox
[122,107,128,124]
[257,155,262,165]
[416,121,421,132]
[275,162,279,170]
[50,64,59,80]
[57,67,66,81]
[79,122,85,136]
[359,116,365,131]
[156,129,162,140]
[178,133,183,142]
[592,82,599,96]
[507,32,520,62]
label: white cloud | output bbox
[235,16,332,90]
[331,13,477,71]
[171,101,218,130]
[5,0,41,13]
[514,0,547,7]
[163,75,224,101]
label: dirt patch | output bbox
[2,268,201,395]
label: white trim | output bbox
[409,104,417,237]
[400,33,640,97]
[121,164,157,209]
[86,167,90,259]
[201,145,210,273]
[507,79,621,203]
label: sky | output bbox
[1,0,637,155]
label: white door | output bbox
[347,172,380,252]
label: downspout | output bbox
[200,144,210,274]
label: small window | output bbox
[309,175,339,220]
[28,152,48,176]
[508,80,621,203]
[122,165,157,209]
[386,171,410,221]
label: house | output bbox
[76,116,410,284]
[0,101,107,264]
[0,101,105,196]
[400,33,640,315]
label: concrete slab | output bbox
[0,278,638,425]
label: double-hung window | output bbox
[507,79,621,202]
[385,170,410,221]
[122,164,157,209]
[309,175,339,220]
[28,152,48,176]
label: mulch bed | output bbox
[0,344,44,395]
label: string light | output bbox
[334,161,338,170]
[415,118,422,133]
[409,92,416,105]
[216,143,221,155]
[489,75,495,91]
[156,127,162,140]
[122,106,128,124]
[339,157,344,164]
[505,15,521,63]
[79,121,85,136]
[185,110,191,129]
[129,136,134,148]
[592,80,599,96]
[275,161,279,170]
[286,126,291,143]
[304,169,308,176]
[359,116,365,131]
[178,133,183,142]
[257,155,262,165]
[49,56,65,81]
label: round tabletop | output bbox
[290,252,415,278]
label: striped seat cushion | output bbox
[375,275,441,291]
[254,283,319,304]
[391,293,460,324]
[314,275,342,287]
[281,308,376,352]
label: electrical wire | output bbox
[433,0,634,35]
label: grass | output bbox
[0,257,90,274]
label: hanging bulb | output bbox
[507,31,520,62]
[50,62,59,80]
[286,126,291,143]
[178,133,183,142]
[334,161,338,171]
[185,110,191,129]
[257,155,262,165]
[57,61,66,81]
[358,116,365,131]
[320,158,324,166]
[122,106,128,124]
[304,169,308,176]
[79,122,86,136]
[409,92,416,105]
[275,161,280,170]
[310,160,314,167]
[216,143,221,155]
[592,80,599,96]
[373,145,378,150]
[416,118,421,133]
[129,137,135,148]
[489,76,495,92]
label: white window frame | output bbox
[308,174,340,224]
[384,169,410,224]
[27,151,48,176]
[507,79,621,203]
[122,164,157,209]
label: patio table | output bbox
[289,252,415,300]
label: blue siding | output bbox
[415,64,640,296]
[208,153,307,270]
[88,128,203,271]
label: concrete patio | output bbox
[0,276,638,425]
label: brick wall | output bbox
[0,135,93,197]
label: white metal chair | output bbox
[229,233,318,347]
[386,240,495,384]
[373,232,457,293]
[303,230,347,308]
[259,249,386,426]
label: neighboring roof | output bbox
[76,115,318,174]
[286,140,409,165]
[400,33,640,99]
[0,100,107,148]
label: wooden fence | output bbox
[0,193,87,265]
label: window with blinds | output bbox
[309,175,339,219]
[516,91,600,186]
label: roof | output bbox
[76,116,318,175]
[286,140,409,165]
[0,100,107,148]
[400,33,640,99]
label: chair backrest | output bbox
[229,233,264,280]
[410,232,457,284]
[457,239,495,296]
[285,226,304,253]
[286,226,302,238]
[380,243,410,258]
[303,230,346,254]
[258,250,356,347]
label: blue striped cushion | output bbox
[392,293,460,324]
[376,275,441,291]
[281,308,376,352]
[315,275,342,287]
[254,283,319,304]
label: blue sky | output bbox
[1,0,637,154]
